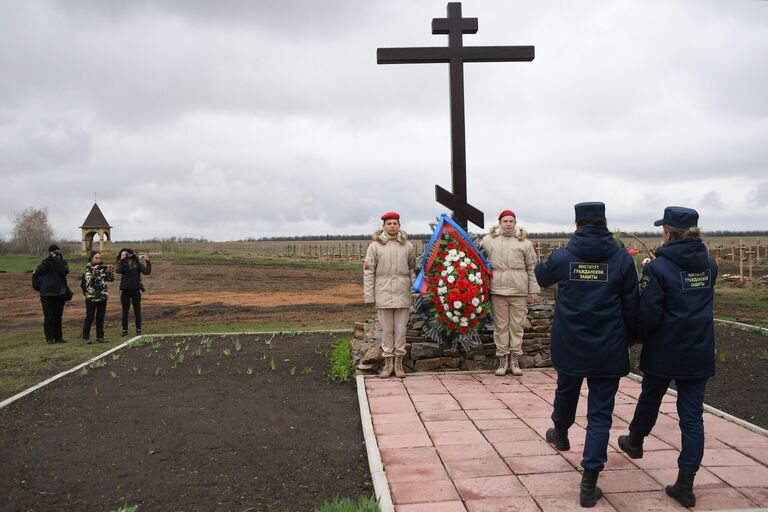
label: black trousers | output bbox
[83,299,107,340]
[121,289,142,331]
[629,375,708,472]
[551,372,620,471]
[40,296,66,342]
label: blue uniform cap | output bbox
[574,202,606,223]
[653,206,699,228]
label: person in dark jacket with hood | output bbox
[534,202,638,508]
[617,207,717,508]
[34,244,70,344]
[115,248,151,336]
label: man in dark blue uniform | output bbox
[617,207,717,508]
[535,202,638,508]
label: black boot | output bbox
[618,432,644,459]
[665,469,696,507]
[545,427,570,451]
[580,469,603,508]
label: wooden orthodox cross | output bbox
[377,2,534,230]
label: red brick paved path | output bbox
[365,370,768,511]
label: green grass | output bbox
[108,505,139,512]
[0,254,89,273]
[161,251,360,271]
[314,496,379,512]
[329,338,354,382]
[714,284,768,327]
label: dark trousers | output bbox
[83,299,107,340]
[629,374,707,472]
[40,296,66,342]
[552,372,620,471]
[120,289,142,331]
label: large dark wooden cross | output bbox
[377,2,534,230]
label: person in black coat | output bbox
[115,248,151,336]
[534,202,638,508]
[33,244,70,344]
[617,207,717,508]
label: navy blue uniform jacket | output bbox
[535,225,638,378]
[638,239,718,379]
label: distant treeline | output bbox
[256,230,768,242]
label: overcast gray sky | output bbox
[1,0,766,241]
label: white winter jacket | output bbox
[481,225,541,296]
[363,230,417,308]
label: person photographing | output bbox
[81,250,114,343]
[33,244,70,344]
[115,248,151,336]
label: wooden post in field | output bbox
[748,245,753,284]
[739,240,744,285]
[757,240,762,264]
[730,240,735,262]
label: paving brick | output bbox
[466,408,518,420]
[420,410,469,422]
[444,457,512,479]
[603,490,688,511]
[459,399,507,410]
[629,449,681,469]
[700,447,761,467]
[378,432,433,449]
[504,454,574,474]
[415,400,462,413]
[424,420,479,434]
[690,486,759,511]
[706,465,768,487]
[380,446,441,466]
[431,429,488,446]
[372,412,421,425]
[374,422,426,436]
[645,467,725,489]
[395,501,466,512]
[437,442,498,461]
[386,463,449,483]
[535,493,619,511]
[473,419,527,430]
[464,496,541,512]
[390,479,460,505]
[494,439,557,457]
[518,470,582,496]
[454,475,529,500]
[738,486,768,507]
[597,469,663,493]
[483,427,542,444]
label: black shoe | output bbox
[96,337,106,343]
[83,338,92,344]
[665,469,696,507]
[136,329,142,335]
[121,330,129,337]
[545,427,570,451]
[46,339,56,345]
[618,433,644,459]
[580,469,603,508]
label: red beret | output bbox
[498,209,516,220]
[381,211,400,221]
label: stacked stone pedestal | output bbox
[352,300,554,375]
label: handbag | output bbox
[63,287,74,302]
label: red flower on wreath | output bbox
[456,278,469,291]
[447,321,456,330]
[460,326,468,334]
[470,318,479,327]
[447,241,457,250]
[457,267,467,278]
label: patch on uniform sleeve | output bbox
[569,262,608,282]
[680,269,711,290]
[639,275,651,294]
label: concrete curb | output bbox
[714,318,768,336]
[0,335,143,410]
[627,373,768,437]
[150,328,354,337]
[356,375,394,512]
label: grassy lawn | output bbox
[0,321,352,402]
[714,284,768,327]
[0,254,88,273]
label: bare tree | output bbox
[13,207,54,255]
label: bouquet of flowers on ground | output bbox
[413,214,492,349]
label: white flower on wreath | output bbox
[440,295,447,303]
[459,262,467,268]
[447,275,456,284]
[460,318,469,326]
[453,301,462,309]
[445,265,454,274]
[440,270,447,277]
[474,272,482,281]
[471,297,480,307]
[458,251,465,258]
[470,313,476,319]
[453,310,461,317]
[448,249,458,257]
[440,286,448,295]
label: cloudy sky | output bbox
[1,0,767,241]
